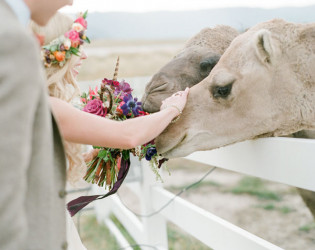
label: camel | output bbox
[142,25,239,112]
[153,19,315,219]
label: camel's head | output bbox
[156,19,314,158]
[142,47,220,112]
[142,26,239,113]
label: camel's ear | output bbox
[253,29,275,64]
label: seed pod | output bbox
[106,161,112,186]
[95,160,104,183]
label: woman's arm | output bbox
[50,88,189,149]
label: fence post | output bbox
[139,160,168,249]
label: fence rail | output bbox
[93,137,315,249]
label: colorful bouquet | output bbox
[80,58,167,190]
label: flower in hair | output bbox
[65,30,80,47]
[41,10,90,68]
[74,16,87,29]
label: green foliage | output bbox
[110,215,140,249]
[83,10,88,19]
[261,203,276,210]
[230,177,281,201]
[257,203,295,214]
[122,150,130,160]
[65,50,71,59]
[79,215,213,250]
[50,44,58,52]
[79,214,119,249]
[279,206,295,214]
[70,47,80,56]
[299,222,315,233]
[167,180,221,193]
[168,223,213,250]
[85,36,91,44]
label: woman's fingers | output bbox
[82,148,100,163]
[160,87,190,112]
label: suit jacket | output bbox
[0,1,68,249]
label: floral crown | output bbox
[41,11,90,68]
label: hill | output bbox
[85,5,315,39]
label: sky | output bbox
[61,0,315,13]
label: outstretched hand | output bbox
[160,87,190,115]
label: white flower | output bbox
[64,39,71,50]
[59,35,66,42]
[104,101,110,108]
[50,37,60,46]
[72,23,84,33]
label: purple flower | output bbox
[119,80,132,94]
[83,99,107,117]
[121,94,142,116]
[145,147,157,161]
[114,80,133,98]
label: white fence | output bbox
[92,137,315,250]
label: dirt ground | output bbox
[166,159,315,250]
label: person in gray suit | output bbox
[0,0,73,249]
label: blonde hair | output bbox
[30,12,86,186]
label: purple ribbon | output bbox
[67,157,131,217]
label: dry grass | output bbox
[77,39,185,81]
[90,39,186,48]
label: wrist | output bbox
[163,105,182,123]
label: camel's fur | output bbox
[145,19,315,220]
[155,19,315,158]
[142,25,239,112]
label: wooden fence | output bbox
[92,137,315,249]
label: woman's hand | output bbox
[82,148,100,163]
[160,87,190,115]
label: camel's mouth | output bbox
[156,133,187,158]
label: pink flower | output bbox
[116,101,125,115]
[75,17,87,29]
[83,99,107,117]
[89,86,99,99]
[65,29,80,43]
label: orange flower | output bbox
[53,51,66,62]
[71,40,80,48]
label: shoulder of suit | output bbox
[0,1,36,52]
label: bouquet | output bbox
[80,57,167,190]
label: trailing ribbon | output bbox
[67,157,130,217]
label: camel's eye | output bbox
[212,83,233,99]
[200,55,220,76]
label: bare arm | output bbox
[50,88,189,149]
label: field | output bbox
[71,39,315,250]
[77,39,185,81]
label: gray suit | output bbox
[0,1,68,249]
